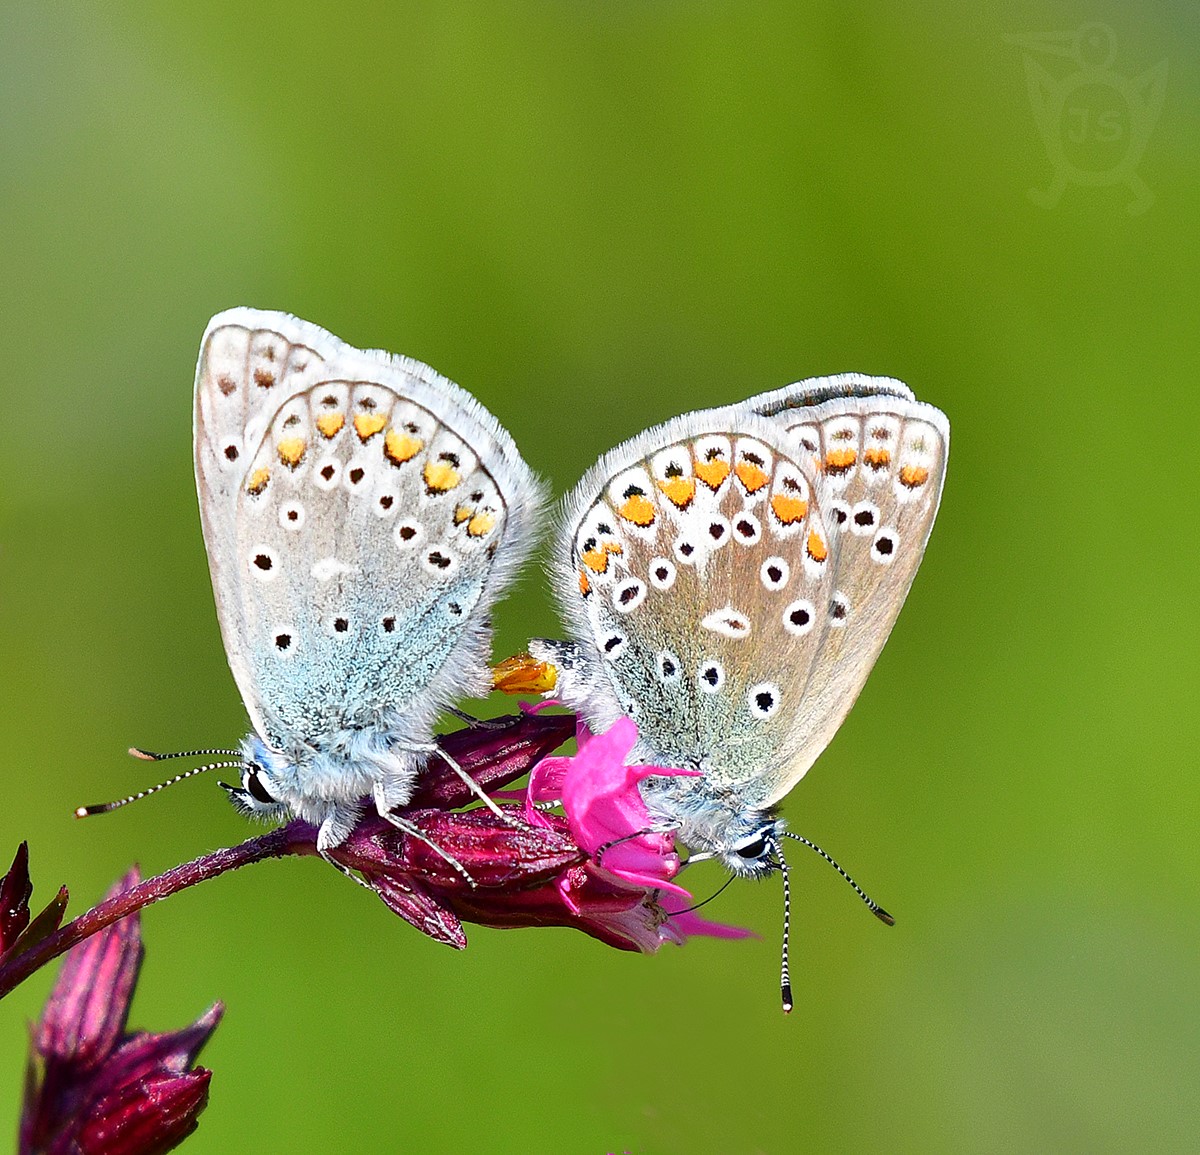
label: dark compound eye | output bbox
[246,769,276,805]
[735,836,768,860]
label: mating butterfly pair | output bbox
[130,311,948,920]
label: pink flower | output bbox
[526,716,693,898]
[20,868,222,1155]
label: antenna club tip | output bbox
[74,806,92,819]
[875,907,896,926]
[781,984,793,1013]
[128,747,156,761]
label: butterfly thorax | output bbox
[239,724,420,831]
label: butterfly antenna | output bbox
[75,758,245,817]
[666,872,736,917]
[780,830,895,926]
[771,837,795,1013]
[128,746,243,762]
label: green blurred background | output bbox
[2,3,1196,1152]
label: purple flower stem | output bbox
[0,825,318,1002]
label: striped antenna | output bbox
[75,757,245,817]
[771,837,795,1013]
[128,746,243,762]
[780,830,894,926]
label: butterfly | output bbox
[531,374,947,1004]
[181,308,543,856]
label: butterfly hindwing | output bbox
[746,378,949,805]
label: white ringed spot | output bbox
[697,659,726,694]
[422,547,459,577]
[648,557,677,590]
[612,577,648,614]
[871,527,899,565]
[782,599,816,636]
[601,632,628,661]
[760,557,790,591]
[732,511,762,546]
[279,501,305,531]
[656,650,682,683]
[394,520,425,550]
[313,458,341,490]
[850,501,879,536]
[249,545,280,583]
[747,682,782,719]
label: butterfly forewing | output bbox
[748,388,949,803]
[563,414,840,801]
[195,310,531,754]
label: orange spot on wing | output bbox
[467,511,496,537]
[806,529,828,563]
[824,448,857,474]
[384,430,423,464]
[899,464,930,488]
[582,549,608,574]
[770,493,808,525]
[354,412,388,441]
[619,494,656,526]
[694,459,731,490]
[579,569,591,596]
[454,505,473,525]
[863,447,891,470]
[277,437,306,468]
[423,461,461,492]
[246,468,270,495]
[316,413,344,439]
[734,461,769,493]
[658,476,696,509]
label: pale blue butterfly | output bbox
[169,309,543,859]
[532,375,947,1006]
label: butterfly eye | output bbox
[734,835,768,860]
[245,768,277,806]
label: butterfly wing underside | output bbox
[745,376,949,807]
[551,411,844,809]
[194,308,540,752]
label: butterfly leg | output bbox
[315,813,374,891]
[371,784,477,888]
[446,707,513,732]
[411,742,524,828]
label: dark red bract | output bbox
[20,868,221,1155]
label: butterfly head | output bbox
[220,737,290,823]
[667,798,784,880]
[723,821,783,878]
